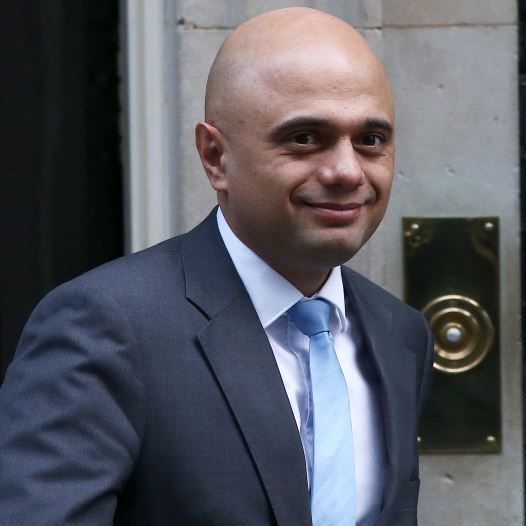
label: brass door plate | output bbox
[403,217,501,454]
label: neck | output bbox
[267,262,331,297]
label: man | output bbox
[0,7,433,526]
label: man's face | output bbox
[214,48,394,283]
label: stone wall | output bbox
[379,4,521,524]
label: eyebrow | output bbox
[270,117,332,138]
[270,115,394,139]
[363,118,394,133]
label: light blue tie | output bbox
[288,299,356,526]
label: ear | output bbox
[195,122,229,192]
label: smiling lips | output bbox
[304,201,364,222]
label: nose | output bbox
[319,138,365,187]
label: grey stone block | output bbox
[383,0,516,27]
[384,25,518,223]
[362,28,383,58]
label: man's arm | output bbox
[0,281,144,525]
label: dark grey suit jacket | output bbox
[0,209,433,525]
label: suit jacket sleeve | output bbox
[0,281,145,525]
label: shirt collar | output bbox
[217,208,348,332]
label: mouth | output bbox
[303,201,364,222]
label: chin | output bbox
[302,236,365,268]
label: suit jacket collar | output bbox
[182,209,312,526]
[182,209,246,319]
[342,266,417,521]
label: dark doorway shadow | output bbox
[0,1,124,381]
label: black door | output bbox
[0,1,123,380]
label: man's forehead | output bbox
[217,59,394,140]
[240,51,392,113]
[260,50,385,91]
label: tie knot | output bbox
[288,298,332,337]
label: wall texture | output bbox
[379,3,522,524]
[127,1,522,523]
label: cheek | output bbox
[230,173,282,217]
[228,145,311,208]
[367,163,393,198]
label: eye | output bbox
[292,132,316,145]
[359,134,382,147]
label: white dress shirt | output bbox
[217,208,387,525]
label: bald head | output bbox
[205,7,390,129]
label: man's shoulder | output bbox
[50,210,220,301]
[23,235,187,330]
[63,234,185,296]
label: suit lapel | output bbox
[342,268,417,518]
[182,211,311,526]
